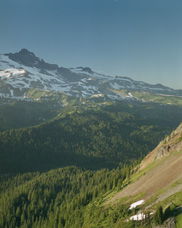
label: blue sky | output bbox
[0,0,182,89]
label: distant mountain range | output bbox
[0,48,182,101]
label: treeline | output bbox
[0,102,180,173]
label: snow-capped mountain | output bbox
[0,49,181,101]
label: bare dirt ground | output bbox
[106,151,182,205]
[146,184,182,209]
[105,125,182,206]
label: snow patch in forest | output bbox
[129,200,144,210]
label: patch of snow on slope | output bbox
[110,82,126,90]
[107,94,125,100]
[0,69,25,79]
[10,90,14,96]
[117,77,133,82]
[82,91,92,98]
[91,94,104,98]
[80,78,88,83]
[129,200,144,210]
[70,68,109,80]
[127,93,133,98]
[130,213,146,221]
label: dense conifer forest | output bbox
[1,99,182,227]
[0,165,148,228]
[0,101,182,174]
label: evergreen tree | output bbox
[154,205,163,225]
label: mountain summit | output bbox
[6,48,59,70]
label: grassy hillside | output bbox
[112,89,182,106]
[104,123,182,227]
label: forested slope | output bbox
[0,101,182,173]
[0,165,136,228]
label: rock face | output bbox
[6,49,59,70]
[139,123,182,170]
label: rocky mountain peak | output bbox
[5,48,40,67]
[5,49,59,71]
[19,48,35,56]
